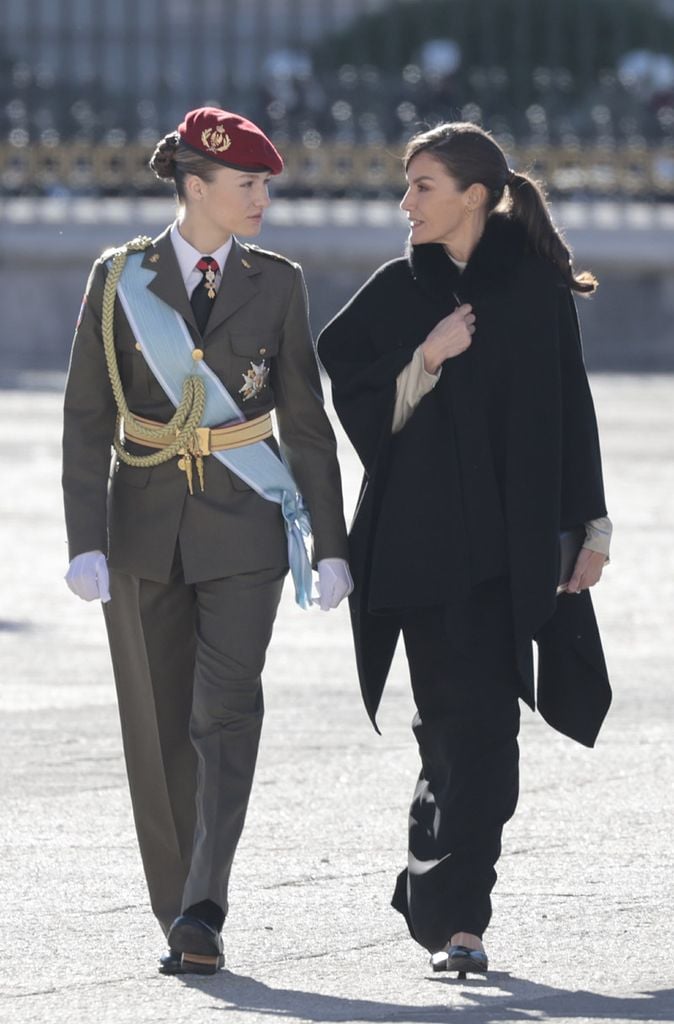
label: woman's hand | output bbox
[566,548,606,593]
[314,558,354,610]
[65,550,111,603]
[420,304,476,374]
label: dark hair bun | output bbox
[149,132,180,180]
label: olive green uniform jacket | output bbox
[62,226,349,582]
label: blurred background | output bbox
[1,0,673,380]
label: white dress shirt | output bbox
[169,222,233,298]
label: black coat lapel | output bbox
[407,243,461,314]
[407,213,529,308]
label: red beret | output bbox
[177,107,283,175]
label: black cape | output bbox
[318,214,611,747]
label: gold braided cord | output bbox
[100,235,206,468]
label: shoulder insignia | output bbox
[100,235,153,263]
[99,245,120,262]
[125,234,154,253]
[244,243,294,266]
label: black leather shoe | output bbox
[430,945,488,977]
[164,914,225,975]
[158,947,226,975]
[158,949,183,975]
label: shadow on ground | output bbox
[176,972,674,1022]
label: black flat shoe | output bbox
[164,914,225,975]
[430,944,488,977]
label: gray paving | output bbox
[0,375,673,1024]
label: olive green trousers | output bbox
[103,556,285,936]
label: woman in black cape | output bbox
[317,123,612,976]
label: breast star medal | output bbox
[239,360,270,401]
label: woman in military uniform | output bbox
[62,107,352,975]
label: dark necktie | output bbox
[190,256,219,335]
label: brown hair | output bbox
[404,122,597,294]
[149,131,219,201]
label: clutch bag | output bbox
[557,526,585,594]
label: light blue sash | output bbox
[113,251,313,609]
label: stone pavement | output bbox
[0,375,673,1024]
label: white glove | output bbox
[65,550,111,603]
[314,558,354,611]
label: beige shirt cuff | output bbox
[392,346,441,433]
[583,515,612,559]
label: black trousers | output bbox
[391,578,521,951]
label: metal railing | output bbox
[2,140,672,199]
[1,0,673,197]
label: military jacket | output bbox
[62,225,348,583]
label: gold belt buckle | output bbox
[195,427,211,455]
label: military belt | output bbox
[123,411,273,456]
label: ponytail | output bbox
[507,171,597,294]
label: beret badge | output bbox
[178,107,283,173]
[201,127,232,154]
